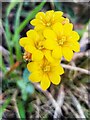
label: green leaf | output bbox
[13,3,23,61]
[17,100,26,119]
[0,97,11,120]
[6,0,18,16]
[17,80,26,90]
[23,68,30,83]
[26,84,34,94]
[17,78,34,101]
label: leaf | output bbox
[0,97,11,120]
[17,80,26,90]
[26,84,34,94]
[13,3,23,61]
[17,100,26,119]
[23,68,30,83]
[6,0,18,16]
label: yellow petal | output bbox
[27,62,40,72]
[52,65,64,75]
[63,23,73,35]
[52,11,63,23]
[44,50,56,63]
[35,24,45,31]
[49,72,61,85]
[53,11,63,18]
[52,46,62,59]
[62,47,73,61]
[62,18,70,24]
[72,42,80,52]
[52,22,63,36]
[44,39,57,50]
[44,29,57,40]
[24,44,36,53]
[19,37,30,47]
[30,19,40,26]
[32,50,44,61]
[36,12,45,19]
[40,74,50,90]
[26,30,39,41]
[45,10,54,22]
[29,71,42,82]
[70,31,80,41]
[65,41,80,52]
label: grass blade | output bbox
[17,100,26,119]
[17,0,46,33]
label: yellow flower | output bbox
[44,22,80,61]
[30,10,68,31]
[19,30,46,61]
[27,57,64,90]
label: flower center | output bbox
[46,22,51,27]
[43,65,51,72]
[35,41,44,50]
[58,36,66,45]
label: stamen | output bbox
[43,65,50,72]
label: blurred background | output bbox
[0,0,90,119]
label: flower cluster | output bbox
[19,10,80,90]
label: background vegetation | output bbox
[0,1,90,119]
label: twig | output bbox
[33,83,62,116]
[72,50,89,61]
[11,90,20,119]
[61,63,90,75]
[64,102,80,119]
[68,90,86,119]
[54,84,65,118]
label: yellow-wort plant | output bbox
[19,10,80,90]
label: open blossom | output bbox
[30,10,69,31]
[19,30,46,61]
[27,57,64,90]
[44,22,80,61]
[19,10,80,90]
[19,29,57,63]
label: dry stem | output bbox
[61,63,90,75]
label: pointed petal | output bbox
[40,74,50,90]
